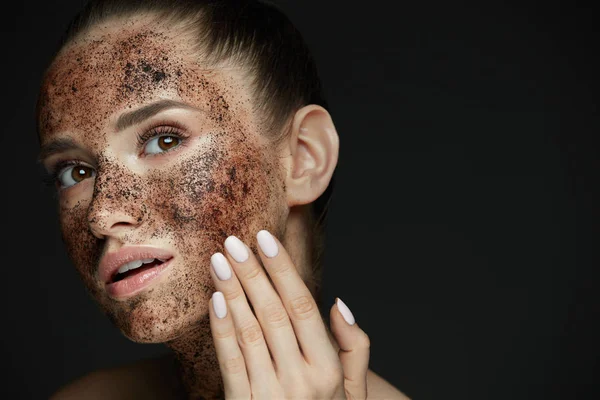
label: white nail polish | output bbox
[336,298,356,325]
[212,292,227,319]
[211,253,232,280]
[257,230,279,258]
[224,236,249,263]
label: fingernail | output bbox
[336,297,356,325]
[211,253,232,281]
[212,291,227,319]
[257,230,279,258]
[224,236,249,263]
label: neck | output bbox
[166,317,224,400]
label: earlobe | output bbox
[284,105,339,207]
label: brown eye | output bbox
[159,136,179,150]
[144,135,181,155]
[72,166,94,182]
[57,165,96,188]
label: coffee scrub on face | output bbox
[39,21,287,342]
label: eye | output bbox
[143,135,182,155]
[57,165,96,188]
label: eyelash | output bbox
[44,124,190,189]
[43,160,83,189]
[135,124,190,153]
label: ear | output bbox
[283,104,339,207]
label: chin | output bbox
[103,281,213,343]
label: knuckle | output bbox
[269,261,293,277]
[288,295,317,320]
[212,326,236,341]
[357,331,371,349]
[221,355,246,375]
[262,302,290,327]
[223,287,244,302]
[240,265,262,281]
[238,322,264,346]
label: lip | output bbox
[99,246,174,299]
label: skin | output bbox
[39,16,409,400]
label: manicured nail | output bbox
[257,230,279,258]
[224,236,249,263]
[211,252,232,281]
[336,297,356,325]
[212,291,227,319]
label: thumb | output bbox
[330,297,370,400]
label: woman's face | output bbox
[38,22,287,342]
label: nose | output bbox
[87,170,146,240]
[88,204,145,240]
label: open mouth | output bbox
[111,258,169,283]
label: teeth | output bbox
[117,258,157,275]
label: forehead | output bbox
[38,19,250,143]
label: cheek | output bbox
[148,137,284,256]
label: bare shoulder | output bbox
[367,369,411,400]
[50,355,181,400]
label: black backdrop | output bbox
[2,1,598,399]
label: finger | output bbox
[330,298,370,400]
[209,292,251,399]
[209,251,280,393]
[255,230,338,367]
[222,236,304,375]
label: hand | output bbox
[208,230,370,399]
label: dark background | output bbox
[2,1,598,399]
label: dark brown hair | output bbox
[39,0,335,303]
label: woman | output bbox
[38,0,408,398]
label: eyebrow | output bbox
[38,137,79,162]
[115,99,200,132]
[38,99,201,162]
